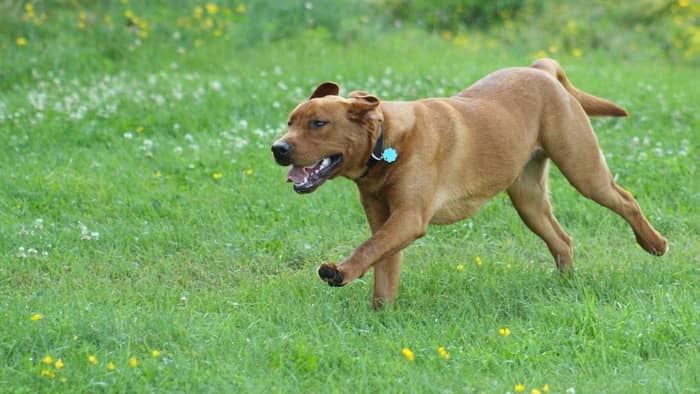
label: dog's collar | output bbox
[358,124,397,179]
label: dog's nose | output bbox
[271,141,293,165]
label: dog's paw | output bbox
[318,263,345,287]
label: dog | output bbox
[272,58,668,308]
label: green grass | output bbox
[1,6,700,393]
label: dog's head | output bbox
[271,82,383,193]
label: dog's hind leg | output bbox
[543,103,668,256]
[507,153,574,272]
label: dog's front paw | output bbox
[318,263,345,287]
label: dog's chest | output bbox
[430,194,487,225]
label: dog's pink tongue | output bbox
[286,166,308,183]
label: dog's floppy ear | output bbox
[348,94,383,122]
[309,82,340,99]
[348,90,370,98]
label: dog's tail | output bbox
[531,58,628,117]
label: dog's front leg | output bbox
[360,195,403,308]
[318,207,427,294]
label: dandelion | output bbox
[543,384,550,393]
[437,346,450,360]
[236,4,247,14]
[42,355,54,365]
[193,6,203,19]
[474,256,482,266]
[129,356,138,368]
[40,369,56,379]
[456,264,464,271]
[679,0,689,7]
[206,3,219,14]
[515,383,525,392]
[498,327,511,336]
[16,37,28,46]
[30,313,43,321]
[531,389,542,394]
[151,349,161,358]
[572,48,583,58]
[107,361,116,371]
[244,169,253,176]
[401,347,414,361]
[88,355,99,365]
[212,172,223,180]
[54,359,64,370]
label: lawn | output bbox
[1,2,699,393]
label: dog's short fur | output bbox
[272,59,667,308]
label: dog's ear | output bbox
[348,94,383,122]
[309,82,340,99]
[348,90,370,98]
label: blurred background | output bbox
[1,0,698,85]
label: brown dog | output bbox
[272,59,668,308]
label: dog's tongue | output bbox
[286,166,308,183]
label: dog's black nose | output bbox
[271,141,293,165]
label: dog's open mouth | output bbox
[287,154,342,193]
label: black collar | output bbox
[358,130,385,179]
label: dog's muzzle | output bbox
[271,141,293,166]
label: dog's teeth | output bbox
[321,158,330,169]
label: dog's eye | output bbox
[309,120,329,129]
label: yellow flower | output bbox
[437,346,450,360]
[212,172,223,180]
[531,389,542,394]
[236,4,247,14]
[107,361,116,371]
[401,347,414,361]
[42,355,54,365]
[515,383,525,392]
[153,170,161,178]
[129,356,138,368]
[124,9,134,19]
[194,6,203,19]
[214,29,223,37]
[498,327,511,336]
[40,369,56,379]
[572,48,583,58]
[474,256,482,266]
[151,349,161,358]
[25,3,34,13]
[456,264,464,271]
[77,20,86,29]
[679,0,689,7]
[542,384,550,393]
[16,37,28,46]
[206,3,219,14]
[30,313,43,321]
[88,355,99,365]
[54,359,64,370]
[244,169,253,176]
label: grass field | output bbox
[1,2,699,393]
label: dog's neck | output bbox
[357,122,387,180]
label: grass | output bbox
[1,6,700,393]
